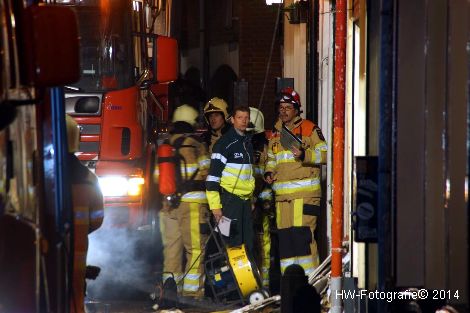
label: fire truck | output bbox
[0,1,81,312]
[57,0,178,296]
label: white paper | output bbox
[215,216,231,236]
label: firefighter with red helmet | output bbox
[66,115,104,313]
[203,97,231,153]
[264,88,327,276]
[155,104,210,297]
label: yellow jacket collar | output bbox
[274,116,303,132]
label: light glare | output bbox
[98,176,145,197]
[99,176,128,197]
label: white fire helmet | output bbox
[172,104,199,126]
[247,107,264,134]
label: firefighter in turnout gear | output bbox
[203,97,231,153]
[264,88,327,276]
[205,106,255,256]
[155,104,211,297]
[66,115,104,313]
[248,107,273,288]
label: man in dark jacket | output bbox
[205,105,255,255]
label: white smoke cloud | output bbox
[86,207,162,300]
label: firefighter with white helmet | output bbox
[155,104,210,297]
[66,115,104,313]
[264,87,327,276]
[203,97,231,153]
[246,107,265,135]
[172,103,199,126]
[247,107,273,288]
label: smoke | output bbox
[86,207,162,300]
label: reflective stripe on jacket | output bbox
[266,117,327,201]
[154,134,210,203]
[206,127,255,210]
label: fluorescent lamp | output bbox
[266,0,283,4]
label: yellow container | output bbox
[226,244,259,297]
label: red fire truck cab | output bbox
[60,0,177,297]
[63,0,177,227]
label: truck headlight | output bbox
[98,176,145,197]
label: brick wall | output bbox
[238,1,282,129]
[206,0,239,46]
[178,0,282,128]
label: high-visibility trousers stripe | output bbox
[261,215,271,288]
[280,256,318,275]
[298,254,315,276]
[293,198,303,227]
[183,203,203,293]
[280,257,297,274]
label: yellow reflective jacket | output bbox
[265,117,327,201]
[206,127,255,210]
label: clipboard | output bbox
[280,124,302,151]
[214,216,232,236]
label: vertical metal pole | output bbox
[331,0,347,312]
[51,87,65,232]
[308,0,319,123]
[51,86,72,313]
[378,0,396,311]
[51,87,70,233]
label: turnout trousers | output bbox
[160,202,210,296]
[258,214,271,287]
[276,197,320,276]
[220,191,254,258]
